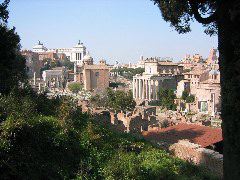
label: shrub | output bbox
[157,88,177,110]
[68,82,83,94]
[186,94,195,103]
[0,116,83,179]
[182,90,189,101]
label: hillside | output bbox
[0,88,218,180]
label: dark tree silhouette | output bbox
[151,0,240,178]
[0,0,26,94]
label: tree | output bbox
[90,88,136,112]
[186,94,195,103]
[0,0,27,94]
[181,90,189,101]
[181,90,195,103]
[61,57,74,71]
[111,67,144,80]
[68,82,83,94]
[157,88,176,110]
[151,0,240,178]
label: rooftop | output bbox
[84,64,109,70]
[142,123,222,147]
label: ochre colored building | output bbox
[75,53,109,93]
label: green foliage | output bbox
[0,0,10,23]
[181,90,189,101]
[102,148,217,180]
[186,94,195,103]
[183,69,191,73]
[157,88,177,110]
[111,67,144,80]
[68,82,83,94]
[0,88,216,179]
[61,57,74,70]
[90,88,136,112]
[109,82,126,88]
[181,90,195,103]
[0,116,83,179]
[40,58,59,74]
[0,26,27,94]
[151,0,218,35]
[0,1,219,178]
[0,86,62,122]
[0,1,27,95]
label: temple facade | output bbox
[132,58,184,102]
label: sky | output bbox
[8,0,218,64]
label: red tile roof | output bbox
[142,123,222,147]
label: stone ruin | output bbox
[169,140,223,178]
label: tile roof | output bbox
[142,123,222,147]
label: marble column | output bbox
[135,79,137,99]
[146,80,149,101]
[135,79,139,99]
[138,79,141,99]
[155,80,159,100]
[148,80,151,100]
[152,81,156,100]
[145,80,147,100]
[33,72,36,86]
[132,79,135,98]
[38,83,41,91]
[142,79,145,100]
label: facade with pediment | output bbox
[133,58,184,102]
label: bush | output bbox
[186,94,195,103]
[157,88,177,110]
[68,82,83,94]
[111,67,144,80]
[182,90,189,101]
[0,88,216,180]
[90,88,136,112]
[102,148,217,180]
[0,116,83,179]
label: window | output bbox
[200,101,208,112]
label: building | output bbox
[176,80,190,98]
[207,48,218,65]
[132,58,183,102]
[74,52,109,92]
[176,49,221,115]
[21,50,42,78]
[33,40,87,66]
[195,69,221,115]
[42,67,68,89]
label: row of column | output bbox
[133,78,159,101]
[46,76,62,88]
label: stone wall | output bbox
[109,109,160,134]
[169,140,223,178]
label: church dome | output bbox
[83,52,93,65]
[83,52,93,61]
